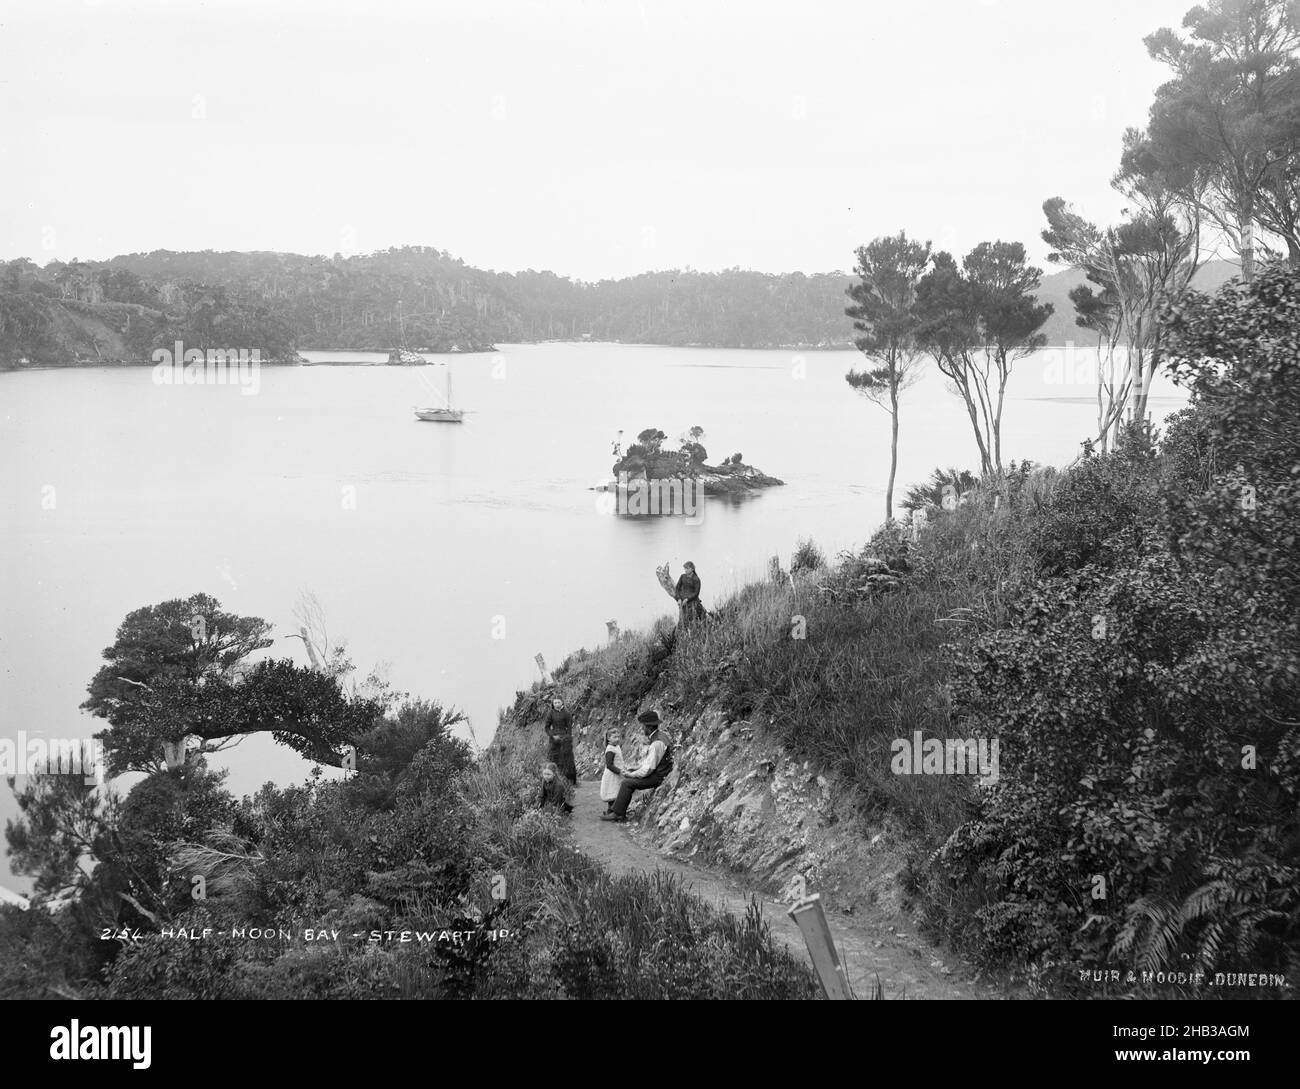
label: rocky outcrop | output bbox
[591,461,784,502]
[695,462,784,495]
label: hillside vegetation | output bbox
[0,260,296,367]
[3,265,1295,999]
[1,716,815,1000]
[498,264,1300,996]
[3,248,1240,367]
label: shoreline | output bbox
[1,341,1132,374]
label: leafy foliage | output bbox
[1138,0,1300,273]
[3,603,812,999]
[920,264,1300,989]
[612,425,719,479]
[844,231,933,520]
[916,243,1053,474]
[81,596,383,775]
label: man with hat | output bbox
[601,710,673,823]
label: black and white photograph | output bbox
[0,0,1296,1056]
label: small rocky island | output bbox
[598,426,784,497]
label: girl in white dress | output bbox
[600,728,625,813]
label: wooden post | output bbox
[788,894,853,1000]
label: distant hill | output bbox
[0,247,1249,367]
[97,249,854,351]
[87,250,1253,351]
[0,255,299,367]
[1033,259,1241,346]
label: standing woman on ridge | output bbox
[543,696,578,787]
[675,561,705,629]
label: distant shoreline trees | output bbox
[1,251,859,361]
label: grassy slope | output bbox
[495,480,1055,937]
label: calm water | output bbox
[0,342,1187,888]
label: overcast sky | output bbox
[1,0,1195,278]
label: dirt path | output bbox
[567,782,999,999]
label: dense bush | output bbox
[900,466,979,514]
[5,681,812,999]
[790,538,826,575]
[1022,429,1159,576]
[916,266,1300,991]
[554,268,1300,995]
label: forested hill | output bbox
[94,248,854,351]
[2,246,1242,366]
[93,246,1246,350]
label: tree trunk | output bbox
[1128,346,1146,427]
[1130,339,1162,427]
[942,356,992,475]
[993,351,1009,475]
[1096,346,1108,454]
[1240,205,1256,283]
[886,385,899,522]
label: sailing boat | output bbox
[414,363,465,423]
[388,301,426,365]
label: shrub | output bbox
[790,538,826,575]
[900,466,979,513]
[916,267,1300,989]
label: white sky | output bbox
[0,0,1195,278]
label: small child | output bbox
[538,762,574,814]
[599,728,625,814]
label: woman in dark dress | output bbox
[543,697,578,786]
[675,561,705,628]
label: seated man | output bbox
[600,710,673,823]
